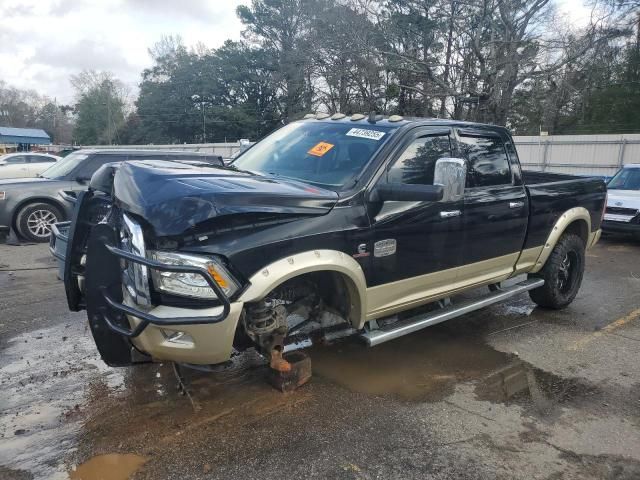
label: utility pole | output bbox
[106,98,111,145]
[201,100,206,143]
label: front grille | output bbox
[606,206,638,216]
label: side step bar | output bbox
[360,278,544,347]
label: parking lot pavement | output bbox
[1,236,639,480]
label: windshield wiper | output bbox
[224,163,254,175]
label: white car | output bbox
[602,164,640,238]
[0,152,61,179]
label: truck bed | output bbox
[522,171,607,250]
[522,170,580,185]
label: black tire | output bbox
[16,202,63,242]
[529,233,585,309]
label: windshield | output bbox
[41,152,89,179]
[232,121,397,188]
[608,167,640,190]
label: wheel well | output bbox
[12,197,66,228]
[564,219,589,246]
[264,270,362,327]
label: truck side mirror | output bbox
[434,157,466,202]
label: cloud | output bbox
[123,0,221,22]
[30,38,135,73]
[0,0,248,102]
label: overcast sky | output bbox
[0,0,592,105]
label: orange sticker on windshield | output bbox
[307,141,334,157]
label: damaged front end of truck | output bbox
[63,160,361,390]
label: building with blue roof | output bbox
[0,126,51,146]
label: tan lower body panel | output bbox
[365,252,520,321]
[128,301,244,365]
[588,229,601,248]
[513,246,544,275]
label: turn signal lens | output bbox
[207,265,229,289]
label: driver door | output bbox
[366,128,465,317]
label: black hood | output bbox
[112,160,339,236]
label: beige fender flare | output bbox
[238,249,368,328]
[530,207,592,274]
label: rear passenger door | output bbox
[457,129,528,279]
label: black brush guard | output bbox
[65,191,233,366]
[99,244,232,338]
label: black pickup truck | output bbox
[61,115,606,389]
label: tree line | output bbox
[1,0,638,145]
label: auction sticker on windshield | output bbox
[346,128,386,141]
[308,141,335,157]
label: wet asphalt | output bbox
[0,235,639,480]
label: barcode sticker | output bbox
[346,128,386,141]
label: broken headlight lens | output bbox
[147,251,239,300]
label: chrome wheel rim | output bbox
[26,209,57,239]
[557,251,577,293]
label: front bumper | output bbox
[127,301,244,364]
[84,223,243,365]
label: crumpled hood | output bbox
[113,160,339,236]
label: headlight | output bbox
[148,251,239,299]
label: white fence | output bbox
[83,133,640,177]
[512,134,640,177]
[84,142,243,159]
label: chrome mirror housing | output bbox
[434,157,466,202]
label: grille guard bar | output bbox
[100,244,232,338]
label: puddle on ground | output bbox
[310,328,508,402]
[0,321,301,479]
[69,454,147,480]
[475,359,599,416]
[0,323,126,480]
[310,324,597,414]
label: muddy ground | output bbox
[1,235,639,480]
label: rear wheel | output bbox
[529,233,585,309]
[16,202,62,242]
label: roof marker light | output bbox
[388,115,404,122]
[331,113,346,120]
[303,113,316,119]
[350,114,366,121]
[316,113,330,120]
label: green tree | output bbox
[237,0,317,121]
[72,71,127,145]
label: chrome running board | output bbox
[360,278,544,347]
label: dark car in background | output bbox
[0,149,223,242]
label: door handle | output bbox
[440,210,461,218]
[509,201,525,209]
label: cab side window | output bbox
[458,135,511,188]
[387,135,452,185]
